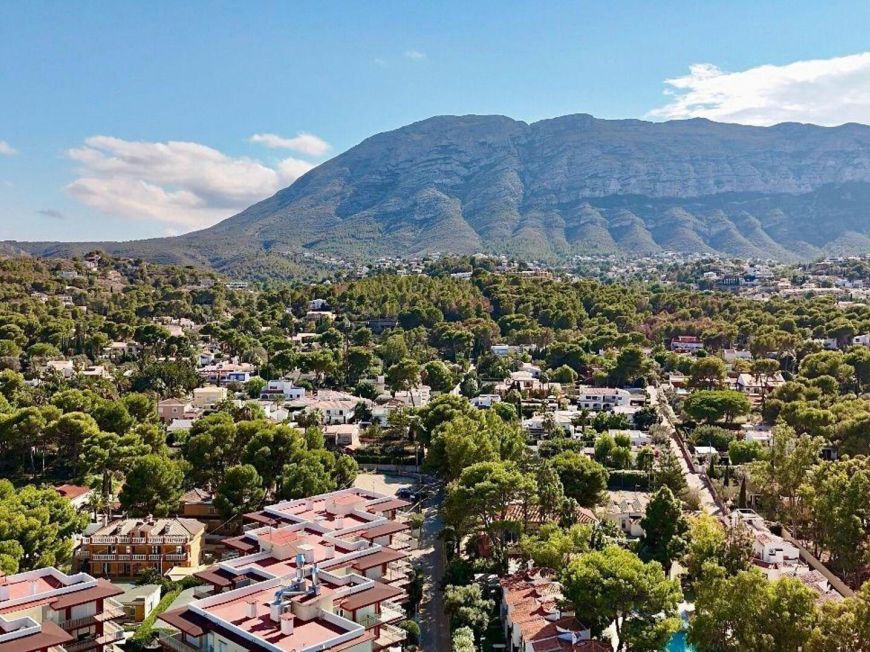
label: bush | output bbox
[606,470,651,490]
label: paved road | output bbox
[647,385,720,515]
[417,488,449,652]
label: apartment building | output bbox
[0,568,124,652]
[76,517,205,578]
[159,489,414,652]
[575,387,631,411]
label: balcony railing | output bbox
[358,602,406,628]
[377,623,408,647]
[160,632,200,652]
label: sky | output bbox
[3,1,870,241]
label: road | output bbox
[417,487,449,652]
[647,385,720,515]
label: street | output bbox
[647,385,720,515]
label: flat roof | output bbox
[360,521,409,539]
[338,582,404,612]
[351,548,406,571]
[0,620,72,652]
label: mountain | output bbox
[11,114,870,275]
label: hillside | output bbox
[10,114,870,275]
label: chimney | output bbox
[323,543,335,560]
[298,544,315,564]
[0,580,8,601]
[280,613,295,636]
[270,602,283,623]
[29,580,39,596]
[246,599,258,619]
[332,517,345,531]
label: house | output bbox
[308,298,329,310]
[575,387,631,411]
[290,390,364,425]
[499,568,601,652]
[519,362,542,379]
[367,318,398,334]
[260,379,306,401]
[853,334,870,347]
[670,335,704,352]
[379,385,430,407]
[168,418,197,434]
[323,424,360,449]
[179,488,224,533]
[157,398,198,423]
[491,344,522,357]
[730,509,800,566]
[117,583,162,622]
[723,348,752,363]
[103,341,141,359]
[55,484,93,510]
[736,372,785,397]
[76,517,205,578]
[607,492,650,537]
[80,365,109,379]
[192,386,228,410]
[304,310,335,324]
[741,425,773,447]
[44,359,74,378]
[163,488,415,652]
[472,394,502,409]
[0,567,124,652]
[198,362,256,385]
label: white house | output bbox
[575,387,631,411]
[308,298,329,310]
[671,335,704,352]
[260,379,306,401]
[472,394,502,409]
[853,334,870,347]
[730,509,800,565]
[723,348,752,363]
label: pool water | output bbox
[664,630,696,652]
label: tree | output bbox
[0,480,87,571]
[346,347,375,384]
[451,626,476,652]
[689,567,818,652]
[80,430,149,498]
[684,390,751,424]
[609,345,651,386]
[519,523,592,568]
[443,584,494,635]
[653,446,687,494]
[682,513,752,582]
[799,457,870,583]
[808,581,870,652]
[423,360,455,392]
[386,358,422,404]
[639,486,688,570]
[214,464,265,527]
[549,364,578,385]
[727,438,763,465]
[562,545,682,652]
[550,451,609,507]
[119,454,184,516]
[689,356,727,389]
[443,461,535,565]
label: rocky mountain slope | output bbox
[11,114,870,273]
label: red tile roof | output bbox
[0,621,72,652]
[338,581,405,611]
[351,547,407,570]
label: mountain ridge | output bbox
[9,113,870,276]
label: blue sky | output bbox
[3,1,870,241]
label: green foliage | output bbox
[562,545,682,651]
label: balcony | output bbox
[165,553,188,561]
[376,623,408,648]
[358,601,405,628]
[160,632,200,652]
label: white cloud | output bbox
[0,141,17,156]
[65,136,315,230]
[647,52,870,126]
[404,49,426,61]
[248,132,331,156]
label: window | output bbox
[218,641,227,652]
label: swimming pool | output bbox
[664,629,696,652]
